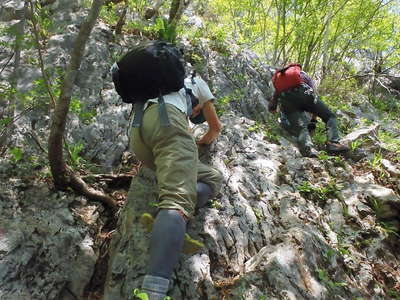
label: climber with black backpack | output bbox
[269,63,349,157]
[111,40,222,300]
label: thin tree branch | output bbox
[0,53,14,76]
[27,0,56,109]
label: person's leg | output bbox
[141,209,186,300]
[279,91,317,157]
[196,162,223,210]
[303,97,349,152]
[279,111,297,136]
[302,97,339,141]
[137,105,198,299]
[196,181,213,210]
[284,110,318,157]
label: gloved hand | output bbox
[307,119,317,134]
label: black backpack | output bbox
[112,40,185,104]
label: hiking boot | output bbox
[299,145,319,158]
[140,213,204,255]
[326,141,349,153]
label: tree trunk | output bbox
[168,0,190,26]
[114,0,128,35]
[48,0,117,210]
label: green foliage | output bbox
[214,89,244,116]
[153,17,177,43]
[201,0,399,78]
[248,122,262,132]
[316,268,347,290]
[67,142,86,168]
[132,289,172,300]
[367,197,400,238]
[297,180,340,205]
[70,97,97,125]
[253,207,264,223]
[263,121,280,144]
[369,151,383,169]
[0,116,13,129]
[99,2,120,24]
[312,122,327,146]
[377,129,400,153]
[210,199,223,210]
[387,288,400,300]
[349,138,366,151]
[132,289,149,300]
[9,147,23,163]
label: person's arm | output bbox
[197,101,222,145]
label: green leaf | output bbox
[9,147,23,163]
[133,289,149,300]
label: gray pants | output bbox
[279,85,340,149]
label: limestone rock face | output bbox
[1,1,399,300]
[0,176,100,300]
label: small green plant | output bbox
[368,197,384,216]
[70,97,97,124]
[297,181,340,205]
[211,199,223,210]
[367,197,400,238]
[253,207,264,223]
[369,96,389,112]
[312,122,327,146]
[350,138,366,151]
[317,151,330,161]
[67,142,85,167]
[154,17,177,43]
[387,288,400,299]
[316,268,347,290]
[248,123,262,132]
[379,221,400,238]
[360,118,374,126]
[377,130,400,153]
[9,147,23,163]
[132,289,149,300]
[214,89,243,116]
[263,118,281,144]
[148,201,159,208]
[369,151,383,169]
[99,2,120,24]
[323,249,336,260]
[0,116,12,128]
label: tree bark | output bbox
[48,0,118,211]
[114,0,128,35]
[168,0,191,26]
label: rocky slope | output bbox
[0,1,399,300]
